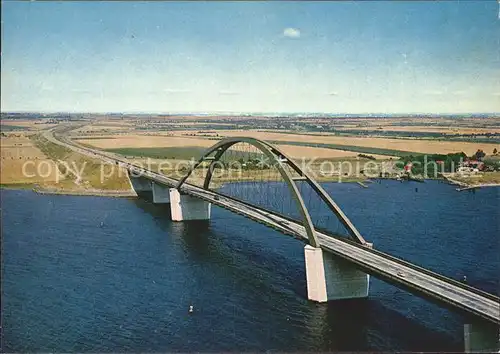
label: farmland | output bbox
[1,119,59,131]
[0,134,59,186]
[209,130,499,156]
[77,126,497,158]
[2,113,499,191]
[76,135,377,159]
[0,133,133,193]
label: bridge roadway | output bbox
[49,130,500,325]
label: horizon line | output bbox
[2,111,500,117]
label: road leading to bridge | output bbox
[48,128,500,326]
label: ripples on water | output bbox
[2,180,498,352]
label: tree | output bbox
[473,149,486,161]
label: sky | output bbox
[1,1,499,114]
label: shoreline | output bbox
[3,177,499,198]
[0,184,137,198]
[34,187,137,197]
[455,183,500,192]
[441,174,500,191]
[441,175,470,188]
[2,178,370,197]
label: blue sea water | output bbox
[2,180,498,352]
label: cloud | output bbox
[41,84,54,92]
[423,90,444,96]
[218,91,240,96]
[163,89,191,94]
[328,92,339,96]
[424,90,471,96]
[283,27,301,38]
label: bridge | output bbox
[48,129,499,352]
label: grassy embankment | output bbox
[449,172,500,186]
[31,134,132,192]
[0,183,38,190]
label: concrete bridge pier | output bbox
[464,321,499,353]
[128,173,153,193]
[304,245,370,302]
[169,188,211,221]
[152,181,170,203]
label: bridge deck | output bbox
[50,130,500,325]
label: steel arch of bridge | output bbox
[176,137,366,247]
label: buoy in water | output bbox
[189,305,194,314]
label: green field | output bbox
[31,134,131,191]
[104,146,208,160]
[74,136,118,140]
[32,134,74,160]
[261,129,500,145]
[104,146,265,161]
[0,125,27,131]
